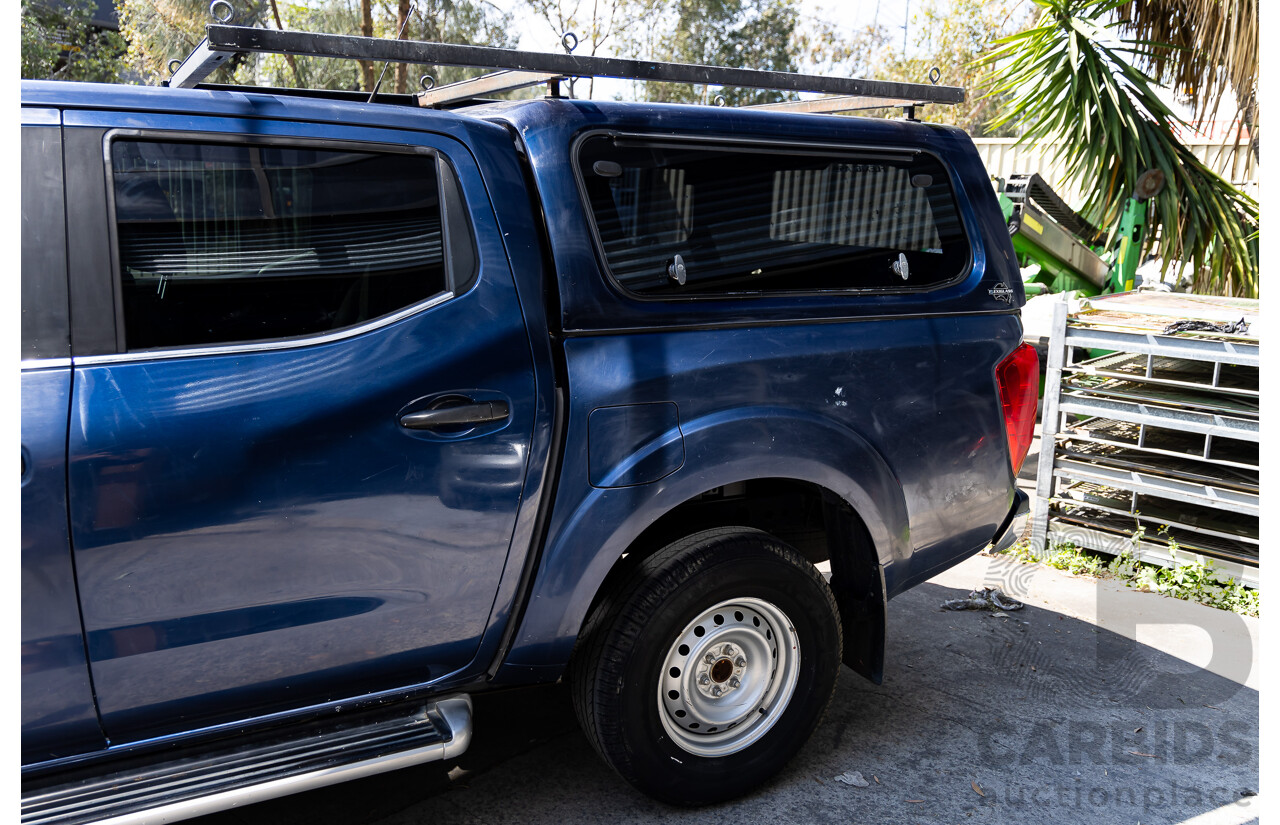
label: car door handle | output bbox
[399,400,510,431]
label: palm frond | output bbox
[982,0,1258,297]
[1114,0,1257,123]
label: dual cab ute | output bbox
[21,22,1035,824]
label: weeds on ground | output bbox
[1000,530,1259,618]
[1046,543,1106,576]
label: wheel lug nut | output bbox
[722,644,734,656]
[712,686,722,696]
[729,677,741,688]
[734,656,746,667]
[698,674,710,685]
[704,652,716,664]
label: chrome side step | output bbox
[22,695,472,825]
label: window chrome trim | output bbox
[73,290,454,366]
[20,358,73,371]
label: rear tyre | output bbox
[570,527,842,805]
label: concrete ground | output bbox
[195,539,1259,825]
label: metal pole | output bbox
[1030,297,1069,555]
[903,0,909,57]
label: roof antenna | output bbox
[369,3,415,103]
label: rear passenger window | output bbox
[577,135,970,296]
[111,140,456,350]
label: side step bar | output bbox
[22,696,473,825]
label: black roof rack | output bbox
[168,21,965,113]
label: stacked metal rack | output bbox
[1029,291,1260,587]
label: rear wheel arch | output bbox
[496,417,908,680]
[576,478,886,686]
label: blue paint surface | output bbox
[589,403,684,488]
[22,81,1025,768]
[22,367,106,762]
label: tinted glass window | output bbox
[112,140,449,350]
[578,136,970,295]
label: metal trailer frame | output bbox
[167,22,965,113]
[1030,297,1259,586]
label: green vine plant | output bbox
[1001,527,1259,617]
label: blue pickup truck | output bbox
[21,46,1034,822]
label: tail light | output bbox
[996,343,1040,476]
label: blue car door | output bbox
[63,110,536,742]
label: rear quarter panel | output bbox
[488,101,1024,675]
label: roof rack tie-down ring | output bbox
[168,59,183,75]
[928,66,941,85]
[420,74,435,91]
[562,32,578,53]
[209,0,234,23]
[714,95,726,106]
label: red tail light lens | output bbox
[996,343,1040,476]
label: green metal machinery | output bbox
[996,171,1164,297]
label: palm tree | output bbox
[1116,0,1257,149]
[985,0,1258,297]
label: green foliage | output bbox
[22,1,65,78]
[1106,546,1260,617]
[1001,530,1259,617]
[22,0,128,82]
[982,0,1259,297]
[615,0,802,105]
[1113,0,1257,130]
[533,0,1026,113]
[252,0,520,92]
[115,0,517,92]
[1044,541,1105,576]
[261,0,360,91]
[119,0,268,85]
[1004,537,1040,564]
[398,0,522,87]
[1124,528,1258,617]
[865,0,1030,136]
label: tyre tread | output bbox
[569,527,842,802]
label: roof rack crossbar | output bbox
[747,95,934,114]
[417,70,561,107]
[170,37,233,88]
[169,24,965,106]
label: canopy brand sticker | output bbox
[989,283,1015,303]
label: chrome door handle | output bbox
[399,400,510,431]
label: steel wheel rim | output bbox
[658,597,801,757]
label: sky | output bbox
[485,0,917,100]
[492,0,913,51]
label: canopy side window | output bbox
[577,136,971,297]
